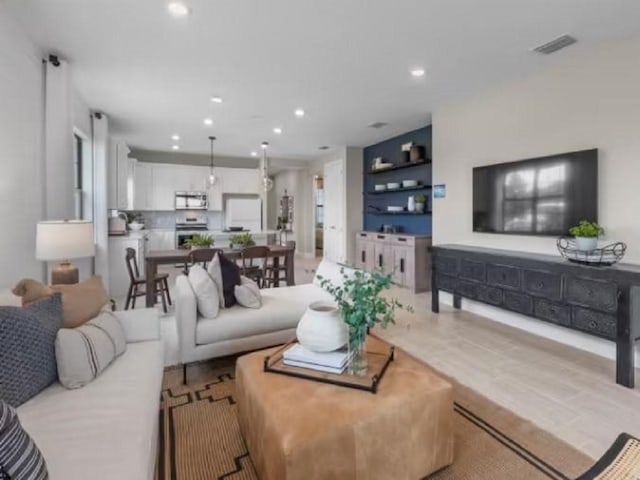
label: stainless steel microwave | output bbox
[175,191,208,210]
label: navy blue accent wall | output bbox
[363,126,433,234]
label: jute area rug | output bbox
[158,354,593,480]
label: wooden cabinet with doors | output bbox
[354,231,432,293]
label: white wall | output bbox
[0,6,45,286]
[433,37,640,261]
[432,36,640,363]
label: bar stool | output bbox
[125,248,171,312]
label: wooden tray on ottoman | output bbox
[263,337,394,393]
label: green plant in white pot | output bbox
[185,234,214,250]
[569,220,603,251]
[414,193,427,213]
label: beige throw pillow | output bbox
[55,310,126,389]
[188,265,220,319]
[234,276,262,309]
[13,276,111,328]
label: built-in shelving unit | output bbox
[368,185,432,195]
[369,159,431,174]
[363,126,433,235]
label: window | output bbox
[502,164,567,233]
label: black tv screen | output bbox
[473,149,598,236]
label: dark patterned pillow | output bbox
[0,294,63,407]
[0,400,48,479]
[207,253,241,308]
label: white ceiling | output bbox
[5,0,640,159]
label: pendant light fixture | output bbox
[261,141,274,192]
[206,136,217,188]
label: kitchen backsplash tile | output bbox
[135,211,223,230]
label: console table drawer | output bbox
[436,274,457,293]
[571,307,616,340]
[565,277,618,313]
[476,285,502,306]
[503,291,533,315]
[534,299,570,327]
[523,269,562,301]
[487,264,520,290]
[434,256,459,276]
[460,259,486,283]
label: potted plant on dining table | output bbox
[317,268,413,377]
[229,232,256,250]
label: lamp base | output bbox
[51,262,79,285]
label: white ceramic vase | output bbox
[407,196,416,212]
[296,302,348,352]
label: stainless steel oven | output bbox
[175,191,208,210]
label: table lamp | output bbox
[36,220,95,285]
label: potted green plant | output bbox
[414,193,427,213]
[185,234,214,250]
[569,220,603,251]
[125,211,145,231]
[317,268,413,377]
[229,232,256,249]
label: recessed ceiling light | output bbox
[203,118,213,126]
[294,108,305,118]
[273,127,282,134]
[172,145,180,150]
[211,96,223,104]
[171,134,180,141]
[410,68,426,77]
[167,1,190,17]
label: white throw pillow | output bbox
[234,276,262,309]
[55,310,127,389]
[188,265,220,318]
[207,254,225,308]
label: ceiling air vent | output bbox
[318,146,330,150]
[532,34,577,55]
[367,122,388,129]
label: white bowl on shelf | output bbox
[374,163,393,171]
[374,184,387,191]
[129,222,144,231]
[387,206,404,212]
[402,180,418,188]
[387,182,400,190]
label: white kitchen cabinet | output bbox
[220,167,260,194]
[108,233,147,299]
[150,164,177,211]
[134,162,153,210]
[146,230,175,251]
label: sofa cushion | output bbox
[188,265,220,319]
[17,340,164,480]
[0,399,48,480]
[13,276,111,328]
[196,284,332,345]
[55,311,127,389]
[0,294,63,407]
[208,253,241,308]
[234,276,262,309]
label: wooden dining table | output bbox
[143,245,296,308]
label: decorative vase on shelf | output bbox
[348,324,368,377]
[407,196,416,213]
[296,302,348,352]
[575,237,597,251]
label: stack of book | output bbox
[283,344,353,374]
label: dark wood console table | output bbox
[430,245,640,388]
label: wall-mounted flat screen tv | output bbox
[473,149,598,236]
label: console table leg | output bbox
[453,294,462,309]
[618,286,640,388]
[431,268,439,313]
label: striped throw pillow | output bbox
[0,400,48,479]
[55,310,126,389]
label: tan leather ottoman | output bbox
[236,341,454,480]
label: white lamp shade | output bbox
[36,220,96,261]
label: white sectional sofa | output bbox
[16,308,164,480]
[175,260,348,378]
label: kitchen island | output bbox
[143,245,295,308]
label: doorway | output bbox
[314,175,323,257]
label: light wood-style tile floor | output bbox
[375,287,640,460]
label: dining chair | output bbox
[265,241,295,288]
[183,248,221,274]
[240,246,270,288]
[125,248,171,313]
